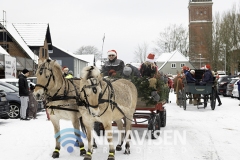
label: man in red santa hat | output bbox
[202,64,213,83]
[101,50,125,77]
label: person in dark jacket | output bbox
[122,64,141,78]
[28,84,38,119]
[184,67,196,83]
[140,53,158,77]
[102,50,125,77]
[18,68,30,120]
[202,64,213,83]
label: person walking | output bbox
[101,50,125,77]
[213,71,222,106]
[28,84,38,119]
[18,68,30,120]
[237,74,240,106]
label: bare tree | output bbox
[154,24,189,55]
[74,45,101,60]
[133,42,149,63]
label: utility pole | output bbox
[101,33,105,67]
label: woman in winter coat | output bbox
[28,84,38,119]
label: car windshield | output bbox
[0,82,19,92]
[0,84,16,93]
[230,79,238,84]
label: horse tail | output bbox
[176,78,179,92]
[176,78,182,92]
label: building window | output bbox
[171,63,176,68]
[180,63,185,67]
[56,60,62,66]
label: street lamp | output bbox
[198,54,201,68]
[223,44,226,74]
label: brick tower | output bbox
[188,0,213,69]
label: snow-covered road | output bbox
[0,92,240,160]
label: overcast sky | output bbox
[0,0,239,63]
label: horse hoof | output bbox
[80,149,86,156]
[116,145,122,151]
[83,155,91,160]
[52,151,59,158]
[124,150,130,154]
[107,156,115,160]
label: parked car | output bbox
[0,81,43,119]
[226,78,239,97]
[27,77,37,84]
[0,78,35,88]
[0,89,10,119]
[217,71,226,75]
[217,75,237,96]
[0,82,21,119]
[232,79,239,98]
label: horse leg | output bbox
[105,122,115,160]
[50,117,61,158]
[72,117,86,156]
[124,117,132,155]
[83,121,93,160]
[115,119,124,151]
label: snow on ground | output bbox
[0,92,240,160]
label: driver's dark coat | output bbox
[102,58,125,76]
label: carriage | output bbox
[177,69,216,110]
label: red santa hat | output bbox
[62,66,69,71]
[182,66,188,70]
[146,53,155,63]
[205,64,211,70]
[107,50,117,56]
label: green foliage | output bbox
[130,76,169,106]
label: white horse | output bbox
[79,66,138,160]
[33,59,87,158]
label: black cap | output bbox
[22,68,29,74]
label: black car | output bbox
[0,82,21,119]
[0,82,43,119]
[0,90,10,119]
[217,76,237,96]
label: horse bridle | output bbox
[81,78,100,110]
[35,61,55,92]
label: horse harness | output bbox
[35,61,85,113]
[82,78,133,121]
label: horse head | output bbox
[33,59,63,101]
[80,66,102,116]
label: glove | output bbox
[108,69,116,76]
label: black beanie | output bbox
[22,69,29,74]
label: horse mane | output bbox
[81,66,101,80]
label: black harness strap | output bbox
[47,106,79,112]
